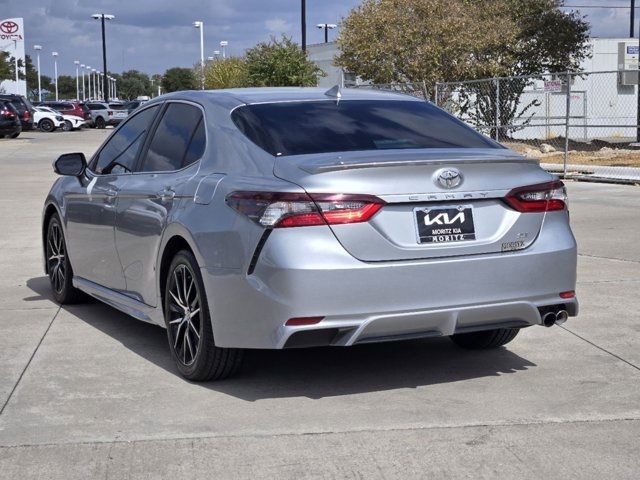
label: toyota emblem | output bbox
[435,168,462,189]
[0,21,19,34]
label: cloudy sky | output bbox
[0,0,634,76]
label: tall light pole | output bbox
[301,0,306,51]
[74,60,80,100]
[97,71,102,99]
[113,77,117,99]
[86,66,92,99]
[193,21,205,89]
[316,23,337,43]
[33,45,43,102]
[92,69,97,100]
[220,40,228,59]
[80,64,86,100]
[91,13,115,101]
[632,0,636,38]
[52,51,59,101]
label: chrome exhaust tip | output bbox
[542,311,557,327]
[555,310,569,326]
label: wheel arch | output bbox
[157,228,204,313]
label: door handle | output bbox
[156,188,176,201]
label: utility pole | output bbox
[91,13,114,101]
[301,0,306,51]
[632,0,636,38]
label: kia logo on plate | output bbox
[0,21,19,34]
[435,168,462,189]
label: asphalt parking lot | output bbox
[0,130,639,479]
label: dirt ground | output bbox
[503,140,640,167]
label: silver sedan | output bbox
[42,88,578,381]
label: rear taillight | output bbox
[1,109,14,118]
[504,180,567,213]
[22,111,30,121]
[226,192,385,228]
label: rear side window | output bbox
[88,103,107,110]
[93,105,159,174]
[231,99,499,156]
[141,103,205,172]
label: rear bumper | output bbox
[201,211,578,349]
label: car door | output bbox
[115,101,206,306]
[64,105,161,291]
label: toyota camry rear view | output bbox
[43,87,578,381]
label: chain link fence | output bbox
[357,72,640,183]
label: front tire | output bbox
[46,215,83,304]
[450,328,520,350]
[39,118,55,132]
[62,120,72,131]
[164,250,243,381]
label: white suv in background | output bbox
[33,107,65,133]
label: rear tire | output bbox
[46,214,83,304]
[10,132,19,138]
[63,120,72,131]
[164,250,243,381]
[95,117,106,129]
[39,118,55,132]
[450,328,520,350]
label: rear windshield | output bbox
[88,104,107,110]
[231,100,498,156]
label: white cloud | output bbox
[265,18,292,34]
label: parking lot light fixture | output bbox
[52,52,59,101]
[80,64,86,100]
[220,40,228,59]
[193,21,205,90]
[33,45,43,102]
[74,60,80,100]
[91,13,115,101]
[92,69,97,100]
[213,49,221,59]
[86,66,91,99]
[316,23,337,43]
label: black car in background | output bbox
[0,94,35,131]
[0,100,22,139]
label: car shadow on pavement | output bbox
[27,276,537,401]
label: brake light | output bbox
[226,192,385,228]
[1,108,14,118]
[22,111,30,121]
[559,290,575,299]
[285,316,324,326]
[504,180,567,213]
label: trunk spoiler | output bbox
[285,149,535,174]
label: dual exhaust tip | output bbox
[542,309,569,327]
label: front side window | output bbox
[231,99,500,156]
[141,103,205,172]
[92,105,159,174]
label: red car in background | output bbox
[42,101,92,125]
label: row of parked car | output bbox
[0,93,148,139]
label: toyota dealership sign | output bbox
[0,18,26,96]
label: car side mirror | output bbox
[54,153,86,177]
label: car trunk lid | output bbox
[274,148,554,261]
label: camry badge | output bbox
[435,168,462,189]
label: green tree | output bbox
[245,36,324,87]
[0,51,11,82]
[204,57,248,89]
[161,67,197,93]
[115,70,151,100]
[55,75,77,99]
[336,0,515,94]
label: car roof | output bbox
[161,87,424,107]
